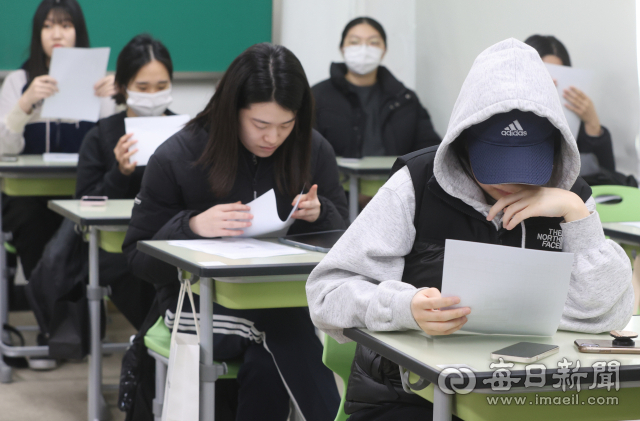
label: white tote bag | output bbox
[162,280,201,421]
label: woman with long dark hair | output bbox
[123,43,346,420]
[72,33,175,331]
[0,0,117,370]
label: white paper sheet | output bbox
[234,189,302,238]
[544,63,595,139]
[124,115,190,166]
[42,153,78,163]
[167,238,306,259]
[441,239,574,336]
[41,47,110,122]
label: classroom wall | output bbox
[415,0,640,177]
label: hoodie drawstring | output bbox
[520,221,526,248]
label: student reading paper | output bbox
[74,34,177,330]
[306,38,634,420]
[123,43,348,421]
[0,2,116,366]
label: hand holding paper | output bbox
[410,288,470,336]
[189,202,253,237]
[290,184,321,222]
[41,47,110,122]
[441,239,574,336]
[544,63,595,139]
[124,115,190,166]
[113,133,138,175]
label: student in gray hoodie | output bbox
[306,38,634,419]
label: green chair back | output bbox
[591,185,640,222]
[322,334,357,421]
[144,316,241,379]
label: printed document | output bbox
[235,189,302,238]
[41,47,110,122]
[441,239,574,336]
[125,115,190,166]
[167,238,306,259]
[544,63,595,139]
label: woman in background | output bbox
[75,33,174,329]
[313,17,440,209]
[525,34,616,175]
[0,0,116,281]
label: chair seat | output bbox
[144,317,241,378]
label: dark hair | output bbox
[524,35,571,66]
[188,43,313,198]
[25,0,89,84]
[340,17,387,48]
[113,34,173,105]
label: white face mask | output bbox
[343,44,384,75]
[126,88,173,117]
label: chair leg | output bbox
[153,358,167,421]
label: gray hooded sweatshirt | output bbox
[307,38,634,344]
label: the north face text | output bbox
[537,228,562,249]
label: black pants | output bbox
[2,196,64,279]
[166,297,340,421]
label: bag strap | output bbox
[171,271,202,344]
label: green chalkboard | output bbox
[1,0,272,72]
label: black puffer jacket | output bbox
[312,63,440,158]
[122,126,349,315]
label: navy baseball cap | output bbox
[466,109,558,185]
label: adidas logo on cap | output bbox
[501,120,527,136]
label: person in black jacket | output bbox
[524,35,617,175]
[122,43,346,421]
[76,34,176,329]
[312,17,440,208]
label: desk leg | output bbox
[0,192,11,384]
[433,386,453,421]
[200,277,214,421]
[349,175,358,223]
[87,227,105,421]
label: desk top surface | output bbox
[0,155,77,174]
[345,316,640,388]
[336,156,397,175]
[137,239,326,278]
[602,222,640,244]
[48,199,133,226]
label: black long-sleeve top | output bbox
[122,126,349,315]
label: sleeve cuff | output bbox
[180,210,206,239]
[561,211,606,253]
[5,103,32,134]
[391,287,422,331]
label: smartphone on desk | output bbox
[491,342,559,363]
[80,196,108,207]
[575,340,640,354]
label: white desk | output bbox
[345,316,640,421]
